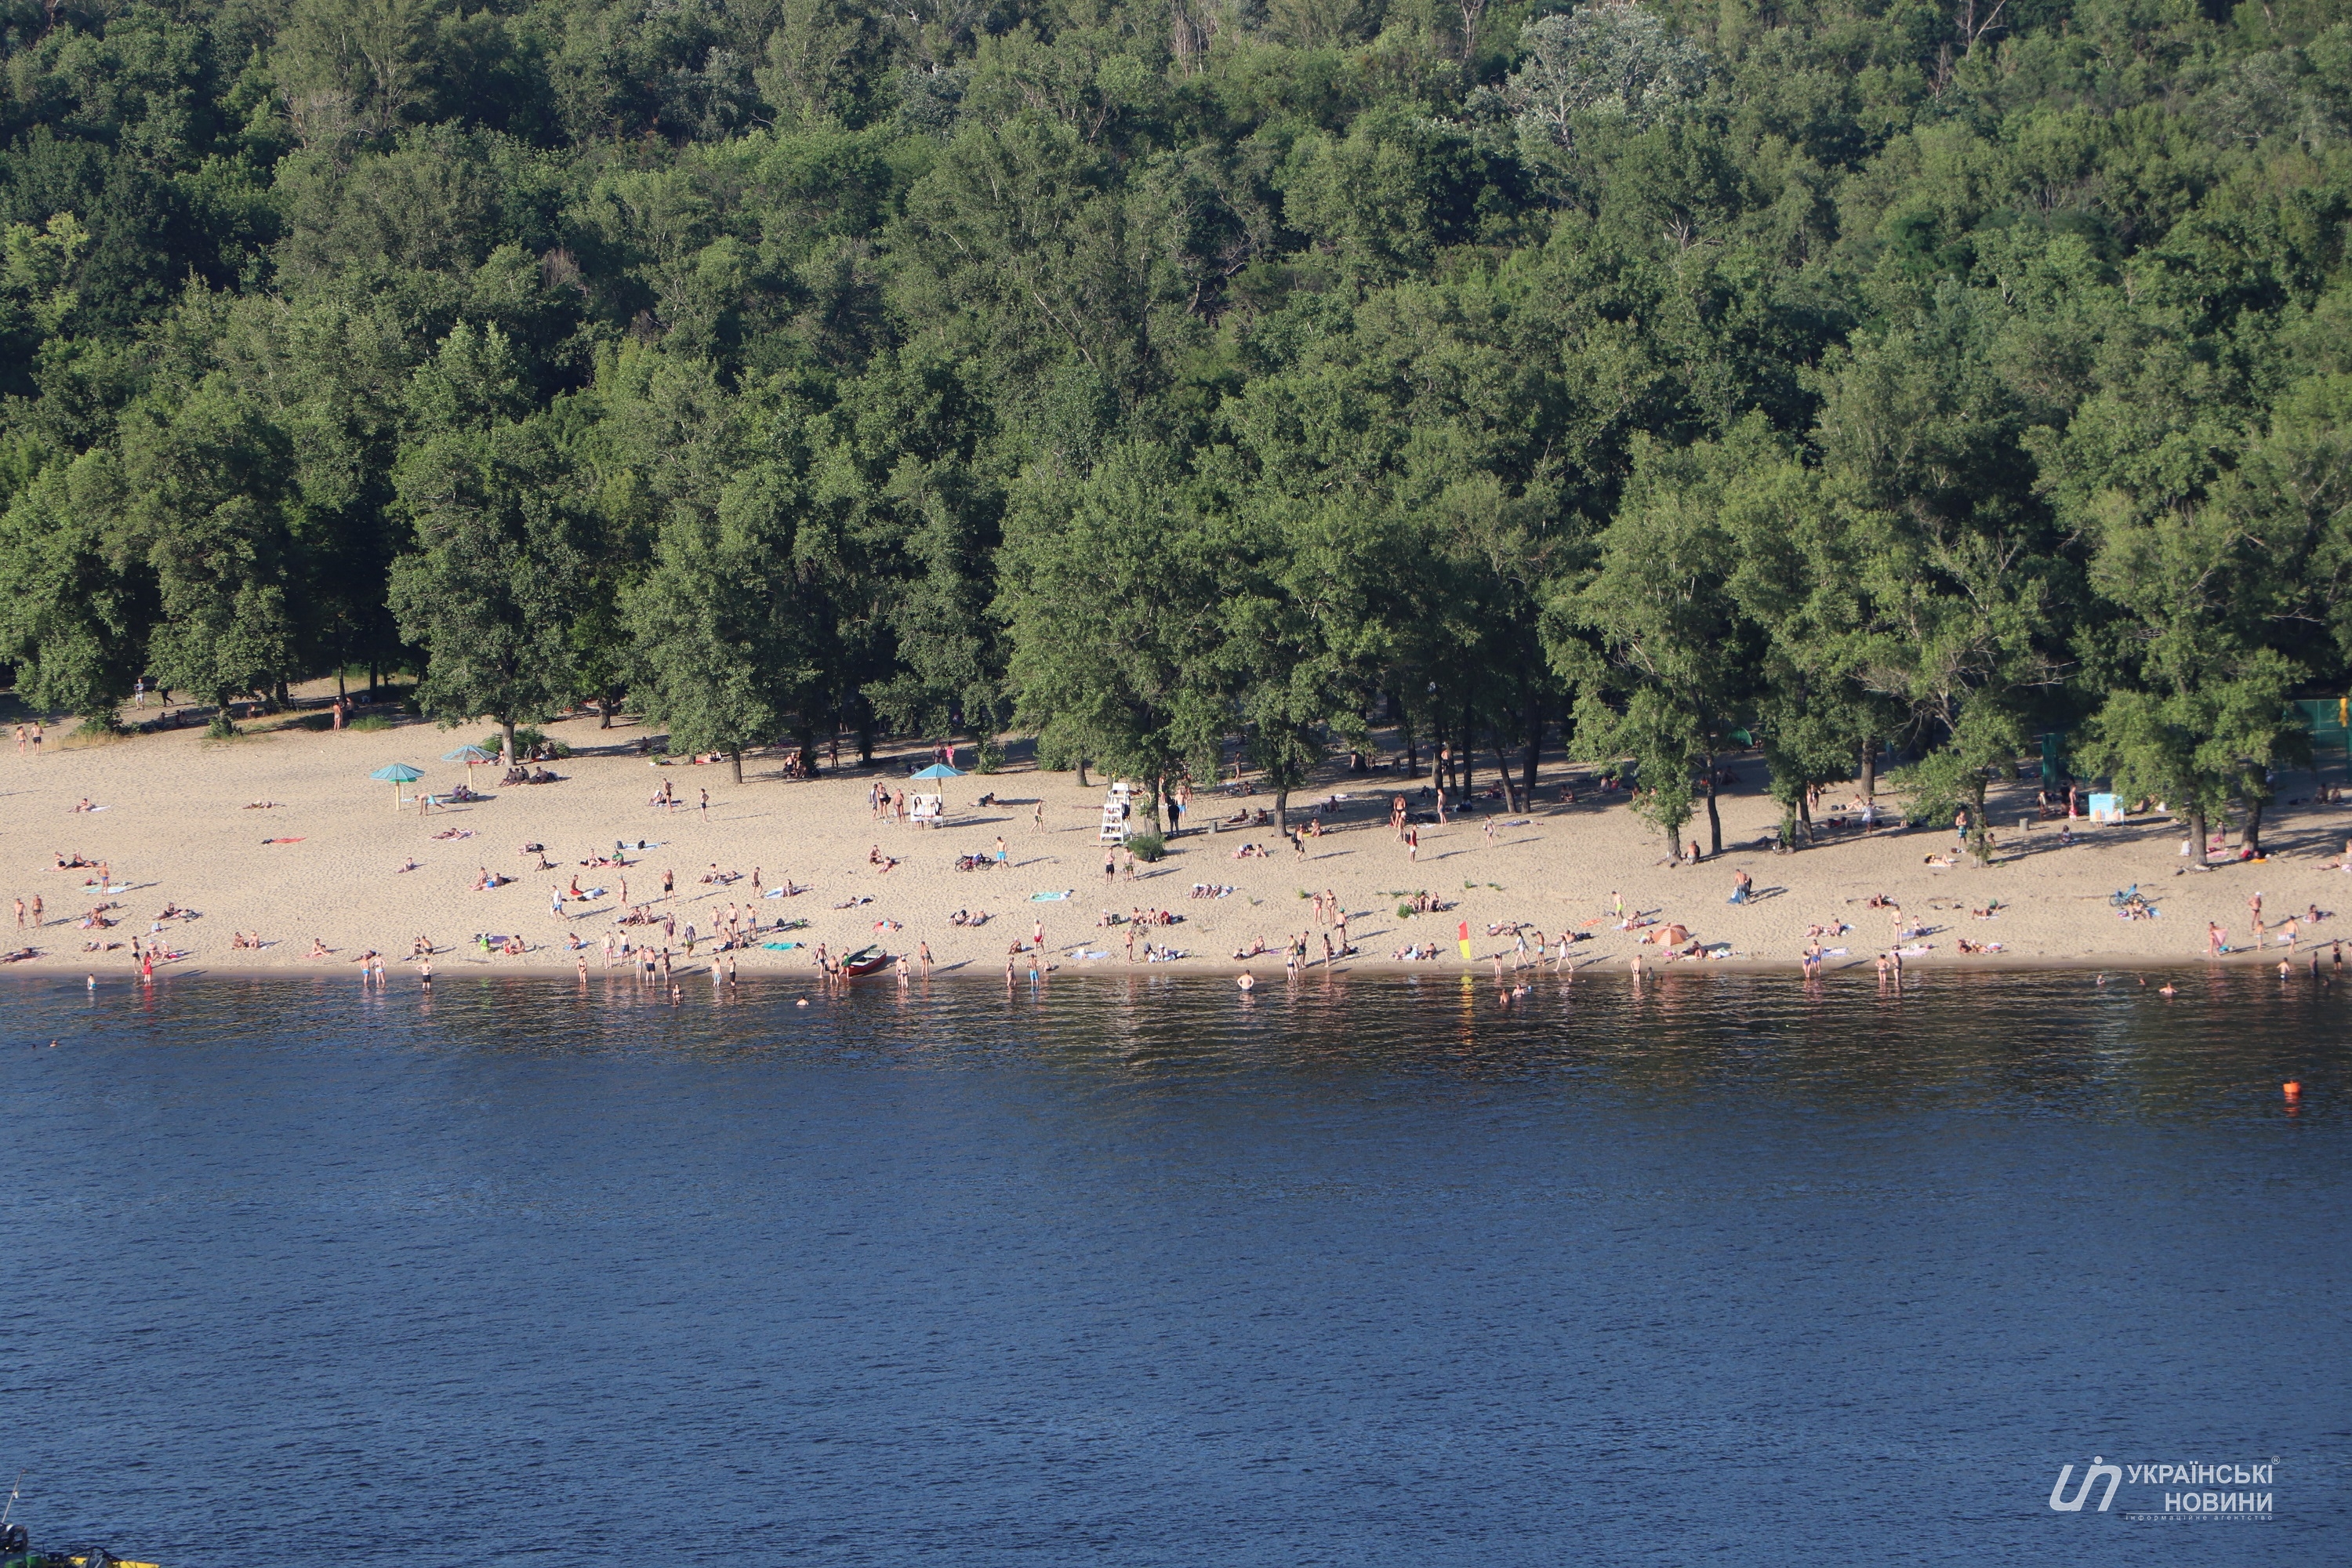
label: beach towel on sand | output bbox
[761,940,802,951]
[261,837,305,844]
[1030,890,1073,902]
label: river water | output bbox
[2,971,2344,1563]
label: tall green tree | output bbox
[1551,430,1759,858]
[388,343,587,758]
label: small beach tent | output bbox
[369,762,423,810]
[912,762,964,779]
[443,744,492,785]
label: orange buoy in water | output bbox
[2283,1081,2302,1102]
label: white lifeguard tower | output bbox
[1098,781,1137,844]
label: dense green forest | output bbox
[2,0,2350,855]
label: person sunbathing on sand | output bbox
[307,938,331,958]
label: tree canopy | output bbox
[2,0,2349,831]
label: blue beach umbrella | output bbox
[911,762,964,779]
[443,744,493,784]
[369,761,423,809]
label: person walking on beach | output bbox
[1032,918,1044,952]
[1406,826,1419,863]
[699,788,710,821]
[1105,848,1117,885]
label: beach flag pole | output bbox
[1457,920,1472,961]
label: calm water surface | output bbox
[2,971,2345,1564]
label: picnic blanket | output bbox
[761,940,803,951]
[1030,889,1073,902]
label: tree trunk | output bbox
[1860,737,1876,800]
[731,749,743,785]
[1275,786,1288,834]
[1493,736,1519,814]
[797,727,817,775]
[1969,775,1991,864]
[2243,792,2265,856]
[856,711,874,765]
[2189,804,2209,867]
[1798,786,1813,844]
[502,717,518,767]
[1522,691,1542,794]
[336,666,347,699]
[1077,757,1091,789]
[1704,757,1722,856]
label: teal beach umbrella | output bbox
[370,761,423,809]
[443,744,492,784]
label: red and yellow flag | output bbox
[1457,920,1472,960]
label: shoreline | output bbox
[10,949,2336,985]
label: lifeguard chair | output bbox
[1099,781,1136,844]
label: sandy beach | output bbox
[8,689,2351,987]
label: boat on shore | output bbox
[840,946,892,977]
[1,1525,157,1568]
